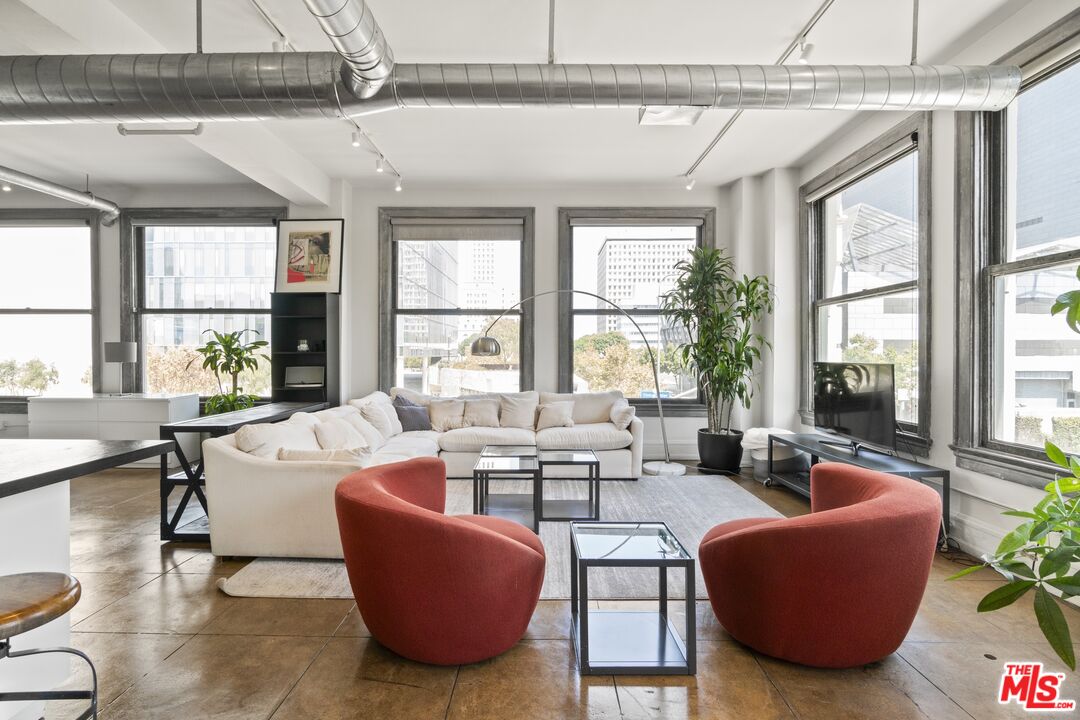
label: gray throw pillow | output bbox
[393,395,433,432]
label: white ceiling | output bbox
[0,0,1037,198]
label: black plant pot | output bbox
[697,429,744,475]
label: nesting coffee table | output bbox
[472,445,602,533]
[570,521,696,675]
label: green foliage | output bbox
[839,333,918,398]
[574,332,629,356]
[187,329,269,416]
[573,333,653,397]
[1050,265,1080,333]
[1051,417,1080,454]
[659,247,774,434]
[1015,415,1047,448]
[0,357,61,395]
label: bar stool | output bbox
[0,573,97,720]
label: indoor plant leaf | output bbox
[976,580,1036,612]
[1034,586,1076,671]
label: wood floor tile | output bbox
[201,597,354,637]
[74,572,234,634]
[102,634,324,720]
[270,637,457,720]
[447,640,622,720]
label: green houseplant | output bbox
[660,247,774,473]
[187,329,269,415]
[950,265,1080,669]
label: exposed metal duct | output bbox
[303,0,394,98]
[383,63,1020,111]
[0,56,1020,125]
[0,164,120,225]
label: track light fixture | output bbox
[272,38,288,53]
[394,177,403,192]
[0,183,10,192]
[375,157,384,173]
[684,175,696,191]
[351,131,361,147]
[797,38,813,64]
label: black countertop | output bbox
[0,439,175,499]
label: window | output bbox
[557,208,714,408]
[125,210,283,396]
[0,215,96,397]
[801,114,930,448]
[379,209,534,396]
[956,27,1080,481]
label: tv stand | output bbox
[767,433,950,547]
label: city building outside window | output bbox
[0,214,96,398]
[557,208,715,409]
[955,28,1080,483]
[379,209,534,395]
[800,113,931,451]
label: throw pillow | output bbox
[342,412,386,449]
[499,391,539,429]
[428,399,467,432]
[391,386,434,407]
[393,395,433,432]
[360,401,402,438]
[541,390,623,424]
[463,398,500,428]
[536,401,575,431]
[610,400,637,430]
[314,418,369,450]
[277,447,368,464]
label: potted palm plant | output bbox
[661,247,774,473]
[187,329,269,415]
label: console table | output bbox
[766,433,951,544]
[159,401,327,542]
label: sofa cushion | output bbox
[463,398,500,427]
[540,391,624,424]
[234,420,321,459]
[376,434,440,458]
[315,418,370,451]
[393,395,433,432]
[312,406,361,423]
[360,402,403,438]
[499,391,539,429]
[341,412,386,449]
[438,426,536,453]
[536,422,633,451]
[390,386,434,407]
[536,401,574,431]
[610,400,637,431]
[429,399,468,432]
[285,411,321,428]
[277,447,369,464]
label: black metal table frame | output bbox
[570,520,696,676]
[537,449,601,522]
[472,451,541,534]
[766,433,952,549]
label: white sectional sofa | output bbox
[203,389,643,558]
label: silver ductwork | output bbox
[304,0,394,98]
[0,56,1020,125]
[0,164,120,225]
[385,63,1020,111]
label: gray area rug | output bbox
[218,474,781,600]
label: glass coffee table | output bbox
[570,521,696,675]
[538,449,601,522]
[472,445,540,533]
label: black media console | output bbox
[766,433,951,545]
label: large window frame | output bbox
[799,113,933,454]
[0,209,101,407]
[120,207,286,395]
[377,207,535,393]
[955,11,1080,485]
[557,207,716,415]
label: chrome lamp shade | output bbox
[470,336,502,357]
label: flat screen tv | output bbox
[813,362,896,453]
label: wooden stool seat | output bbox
[0,573,81,641]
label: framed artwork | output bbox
[275,218,344,293]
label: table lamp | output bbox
[104,341,138,396]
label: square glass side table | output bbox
[570,521,696,675]
[472,446,540,533]
[537,449,600,522]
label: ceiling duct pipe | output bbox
[0,57,1019,125]
[0,164,120,225]
[303,0,394,98]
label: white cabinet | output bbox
[29,394,200,467]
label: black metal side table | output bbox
[472,445,540,533]
[570,521,696,675]
[538,449,600,522]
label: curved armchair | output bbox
[335,457,546,665]
[698,463,941,668]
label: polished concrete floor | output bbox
[34,466,1080,719]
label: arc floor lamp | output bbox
[469,289,686,477]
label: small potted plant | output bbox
[660,247,774,473]
[187,329,269,415]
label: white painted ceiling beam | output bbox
[13,0,334,207]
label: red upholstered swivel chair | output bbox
[698,462,941,668]
[335,457,546,665]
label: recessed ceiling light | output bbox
[638,106,705,127]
